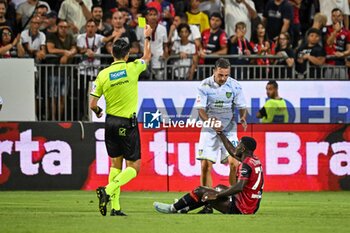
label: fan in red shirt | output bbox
[325,8,350,66]
[199,12,228,65]
[153,135,264,215]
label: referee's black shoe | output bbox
[96,187,110,216]
[111,209,127,216]
[197,205,213,214]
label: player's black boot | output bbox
[197,205,213,214]
[110,209,127,216]
[96,187,110,216]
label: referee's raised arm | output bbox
[141,24,152,64]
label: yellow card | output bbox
[138,17,146,28]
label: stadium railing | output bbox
[32,54,348,121]
[165,54,296,80]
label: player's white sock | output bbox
[170,204,176,212]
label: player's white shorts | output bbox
[196,128,238,164]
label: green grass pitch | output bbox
[0,191,349,233]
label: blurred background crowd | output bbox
[1,1,350,79]
[1,0,349,120]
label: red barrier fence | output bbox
[0,122,349,191]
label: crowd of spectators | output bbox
[1,0,350,80]
[1,0,350,120]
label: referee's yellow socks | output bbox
[111,187,121,211]
[105,167,137,196]
[108,167,122,210]
[108,167,121,183]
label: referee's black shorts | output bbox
[105,114,141,161]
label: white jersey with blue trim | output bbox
[195,76,246,129]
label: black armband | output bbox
[79,1,84,6]
[240,163,252,178]
[95,106,103,115]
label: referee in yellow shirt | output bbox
[256,80,289,123]
[90,25,152,216]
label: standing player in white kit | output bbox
[195,58,248,213]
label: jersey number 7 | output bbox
[252,166,263,190]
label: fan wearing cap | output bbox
[16,0,51,30]
[35,3,49,18]
[41,11,58,35]
[153,135,264,215]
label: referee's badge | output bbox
[226,92,232,98]
[119,128,126,136]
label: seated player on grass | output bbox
[153,135,264,214]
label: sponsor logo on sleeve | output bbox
[241,168,248,175]
[91,82,97,93]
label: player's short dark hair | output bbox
[267,80,278,89]
[210,12,222,21]
[235,21,246,30]
[331,8,342,14]
[91,4,102,12]
[86,18,97,26]
[241,137,257,152]
[307,28,321,37]
[215,58,231,69]
[0,0,7,8]
[177,23,191,35]
[57,18,68,26]
[112,39,130,59]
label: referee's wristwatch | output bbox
[79,1,84,6]
[145,36,151,41]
